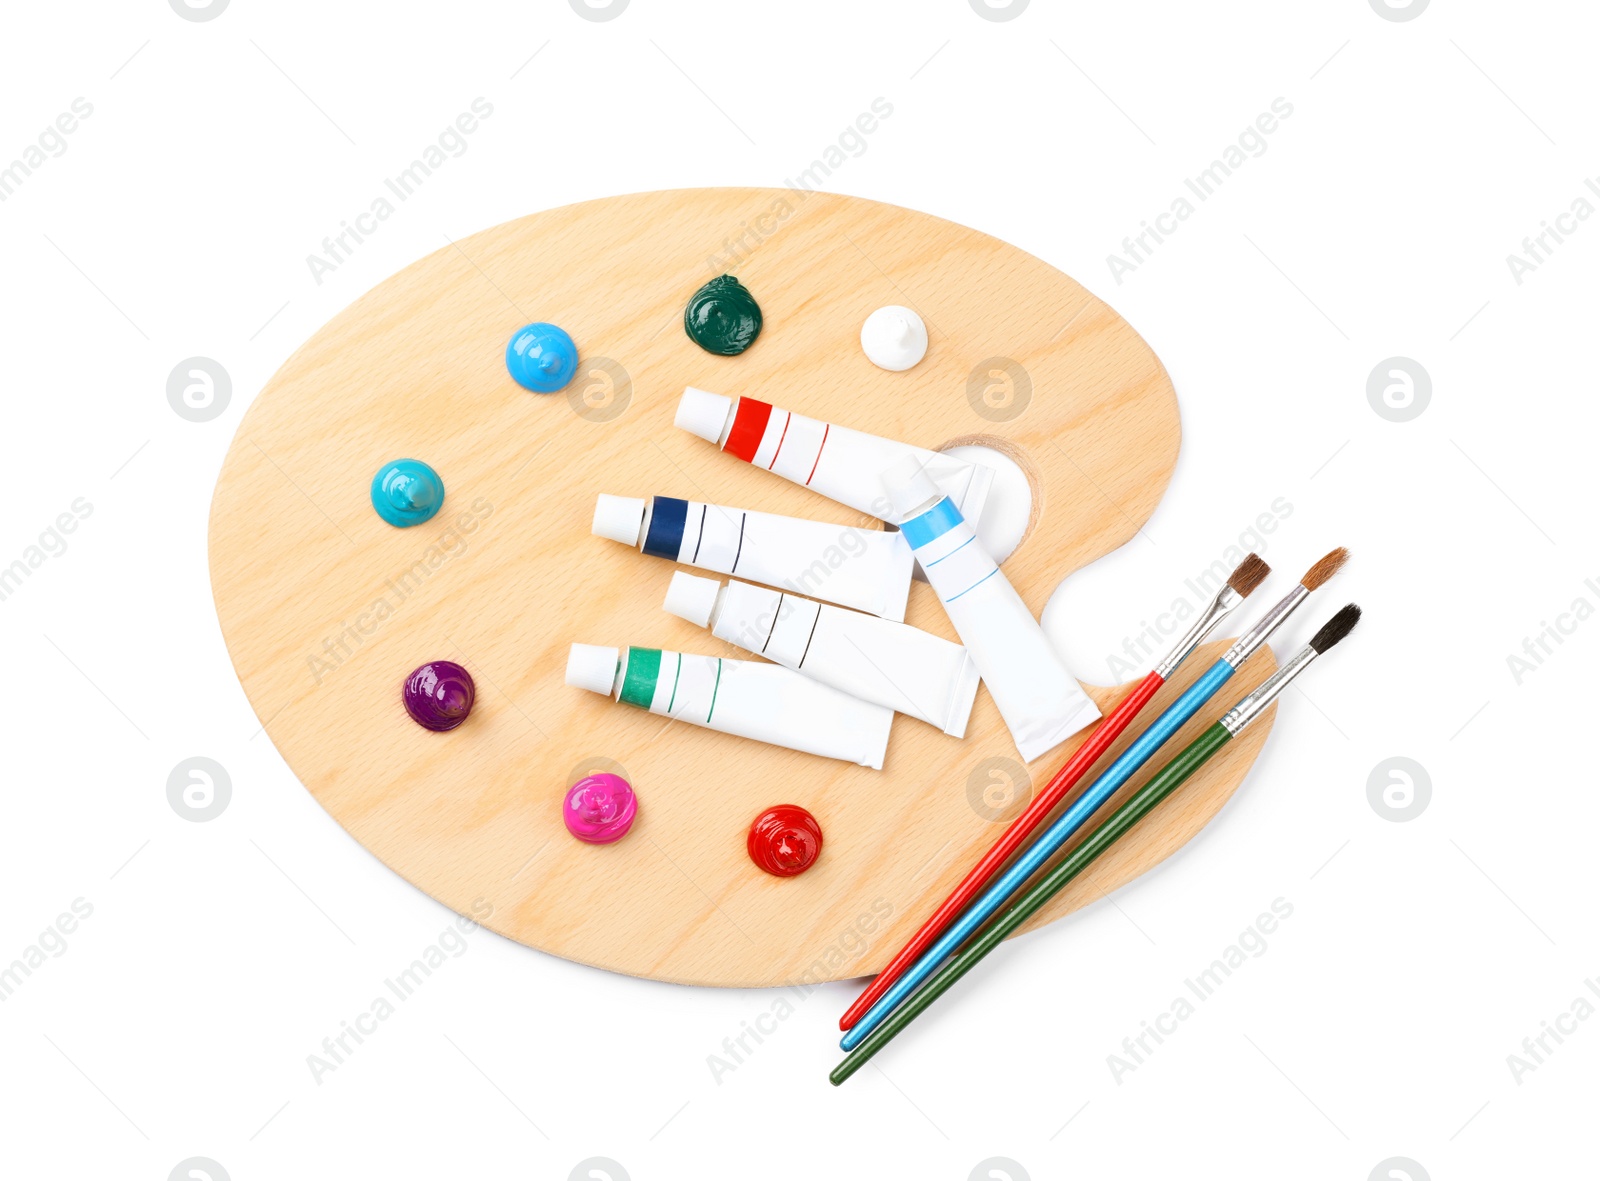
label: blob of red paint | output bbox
[747,804,823,877]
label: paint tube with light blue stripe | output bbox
[564,644,893,769]
[881,455,1100,762]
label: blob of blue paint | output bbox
[506,322,579,392]
[371,459,444,527]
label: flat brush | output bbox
[841,548,1348,1049]
[830,604,1362,1084]
[839,552,1271,1032]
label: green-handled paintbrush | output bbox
[829,603,1361,1085]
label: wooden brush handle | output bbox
[831,721,1233,1084]
[840,670,1166,1030]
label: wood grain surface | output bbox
[208,188,1276,986]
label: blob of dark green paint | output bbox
[683,274,763,356]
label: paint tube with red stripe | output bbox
[675,387,994,526]
[881,455,1100,763]
[662,572,981,739]
[591,493,915,622]
[564,644,894,769]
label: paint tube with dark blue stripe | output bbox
[881,455,1100,762]
[564,643,893,768]
[591,493,915,622]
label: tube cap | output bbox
[675,387,733,446]
[881,453,942,522]
[592,494,647,546]
[663,571,721,628]
[565,644,620,696]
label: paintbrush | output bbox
[840,551,1277,1031]
[841,549,1349,1049]
[830,604,1362,1084]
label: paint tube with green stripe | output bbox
[565,644,895,769]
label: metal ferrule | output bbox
[1153,585,1242,679]
[1221,644,1317,734]
[1222,582,1308,669]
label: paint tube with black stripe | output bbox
[675,387,994,526]
[662,573,980,739]
[881,455,1100,763]
[564,643,893,769]
[591,493,915,621]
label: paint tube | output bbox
[564,643,893,769]
[881,455,1100,763]
[675,387,994,527]
[663,572,981,738]
[591,493,914,622]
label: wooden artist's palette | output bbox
[209,189,1276,987]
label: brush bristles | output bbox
[1310,604,1361,653]
[1227,553,1270,597]
[1300,547,1350,591]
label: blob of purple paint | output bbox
[563,773,638,844]
[403,661,476,732]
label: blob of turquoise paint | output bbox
[506,322,579,392]
[371,459,444,527]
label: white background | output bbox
[2,1,1594,1178]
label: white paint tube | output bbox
[564,643,893,769]
[675,386,994,527]
[591,493,914,622]
[880,454,1101,763]
[663,572,981,738]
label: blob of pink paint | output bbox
[563,773,638,844]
